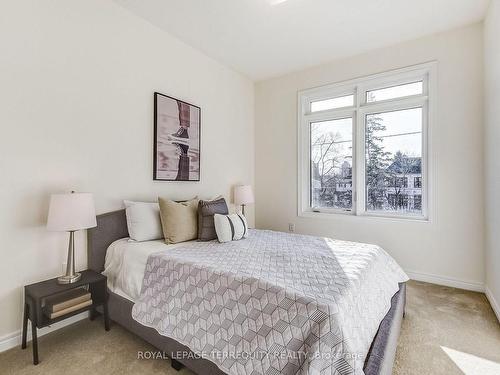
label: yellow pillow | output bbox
[158,197,199,244]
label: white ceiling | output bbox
[114,0,490,80]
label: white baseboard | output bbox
[485,287,500,323]
[0,311,88,353]
[405,270,485,292]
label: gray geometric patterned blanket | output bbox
[132,229,408,375]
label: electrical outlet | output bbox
[288,223,295,232]
[62,262,67,274]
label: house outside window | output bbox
[298,63,434,220]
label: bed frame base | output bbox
[171,359,184,371]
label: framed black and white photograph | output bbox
[153,92,201,181]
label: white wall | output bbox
[484,0,500,320]
[255,24,484,289]
[0,0,254,340]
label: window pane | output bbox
[365,107,423,215]
[366,81,423,103]
[311,94,354,112]
[310,118,353,210]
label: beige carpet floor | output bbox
[1,280,499,375]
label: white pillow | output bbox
[124,200,163,242]
[214,214,248,243]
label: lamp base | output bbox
[57,272,81,284]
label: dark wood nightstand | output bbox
[22,270,110,365]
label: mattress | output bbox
[103,238,196,302]
[129,229,408,375]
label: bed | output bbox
[88,209,408,375]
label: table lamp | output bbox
[47,191,97,284]
[234,185,254,216]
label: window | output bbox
[310,117,353,210]
[392,177,408,188]
[387,194,409,210]
[365,107,422,215]
[299,63,433,220]
[414,195,422,210]
[414,177,422,188]
[311,94,354,112]
[366,81,423,103]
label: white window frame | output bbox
[298,62,436,221]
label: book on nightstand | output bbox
[43,287,92,319]
[48,299,93,319]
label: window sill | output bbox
[299,210,430,223]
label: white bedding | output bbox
[103,238,196,301]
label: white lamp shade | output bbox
[234,185,254,205]
[47,192,97,231]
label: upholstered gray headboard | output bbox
[87,209,129,272]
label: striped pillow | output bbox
[214,214,248,243]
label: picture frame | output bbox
[153,92,201,181]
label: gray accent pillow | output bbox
[198,197,229,241]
